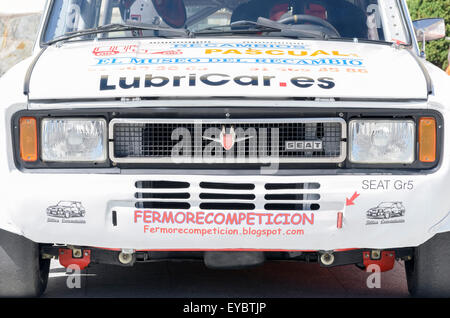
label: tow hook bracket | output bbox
[363,251,395,272]
[59,248,91,270]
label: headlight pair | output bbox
[18,116,437,166]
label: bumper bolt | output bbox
[371,250,381,260]
[320,252,335,266]
[118,252,134,265]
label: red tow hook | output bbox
[363,251,395,272]
[59,248,91,270]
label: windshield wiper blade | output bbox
[252,17,329,39]
[193,17,327,40]
[328,37,396,45]
[45,22,190,45]
[192,19,281,34]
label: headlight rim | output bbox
[40,117,108,163]
[348,119,416,165]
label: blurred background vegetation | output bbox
[407,0,450,70]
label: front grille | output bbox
[110,118,346,164]
[134,180,323,211]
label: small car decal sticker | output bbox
[365,202,406,225]
[46,201,87,224]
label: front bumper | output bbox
[2,171,449,251]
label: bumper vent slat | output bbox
[135,202,191,209]
[200,182,255,190]
[135,181,190,189]
[199,193,255,200]
[134,181,324,212]
[265,203,321,211]
[264,194,320,201]
[265,183,320,190]
[199,203,256,210]
[135,193,191,199]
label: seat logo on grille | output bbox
[203,125,254,151]
[286,141,323,151]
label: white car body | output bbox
[0,0,449,261]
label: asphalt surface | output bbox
[43,259,409,298]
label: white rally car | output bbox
[0,0,449,297]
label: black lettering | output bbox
[189,74,196,86]
[119,77,140,89]
[100,75,116,91]
[263,76,275,86]
[317,77,336,89]
[291,77,315,88]
[234,75,258,86]
[145,74,169,87]
[200,73,230,86]
[173,75,186,87]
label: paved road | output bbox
[43,259,409,298]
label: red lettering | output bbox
[274,214,283,225]
[134,210,143,223]
[161,212,174,224]
[152,211,161,223]
[291,213,302,225]
[266,213,274,225]
[247,213,255,226]
[303,213,315,225]
[186,212,195,224]
[214,213,225,225]
[205,213,214,224]
[175,212,186,224]
[196,212,205,224]
[143,210,152,223]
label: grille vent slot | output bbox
[200,193,255,200]
[200,182,255,190]
[135,202,191,209]
[265,203,320,211]
[199,203,256,210]
[136,181,190,189]
[265,183,320,190]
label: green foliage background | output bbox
[406,0,450,70]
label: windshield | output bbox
[58,201,75,206]
[43,0,410,44]
[377,202,395,208]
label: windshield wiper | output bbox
[192,17,328,40]
[45,22,191,45]
[328,37,400,46]
[193,19,282,33]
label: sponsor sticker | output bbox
[365,202,406,225]
[94,56,364,67]
[133,210,315,238]
[93,45,183,57]
[46,201,87,224]
[99,73,336,91]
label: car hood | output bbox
[27,38,429,101]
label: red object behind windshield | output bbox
[305,3,327,20]
[270,3,289,21]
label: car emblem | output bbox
[203,126,254,151]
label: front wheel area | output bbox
[0,230,50,297]
[406,231,450,297]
